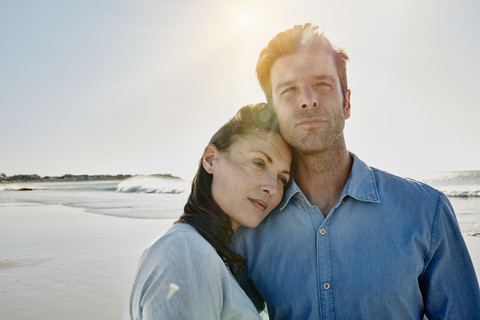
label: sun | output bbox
[237,12,253,28]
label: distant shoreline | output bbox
[0,173,181,184]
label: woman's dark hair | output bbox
[176,102,280,274]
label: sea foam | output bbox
[116,176,187,194]
[423,170,480,198]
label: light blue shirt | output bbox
[129,223,261,320]
[232,155,480,319]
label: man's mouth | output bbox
[297,117,323,126]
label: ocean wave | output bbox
[421,170,480,198]
[444,190,480,198]
[423,170,480,184]
[116,176,187,194]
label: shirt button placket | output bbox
[318,224,334,318]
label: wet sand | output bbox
[1,203,479,319]
[0,203,174,320]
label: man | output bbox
[232,23,480,319]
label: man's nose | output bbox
[300,86,318,109]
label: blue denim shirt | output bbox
[232,155,480,319]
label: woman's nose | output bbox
[261,175,278,194]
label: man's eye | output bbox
[281,87,295,95]
[316,82,333,88]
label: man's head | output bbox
[256,23,351,155]
[256,23,349,106]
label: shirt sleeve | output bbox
[420,192,480,318]
[128,231,223,319]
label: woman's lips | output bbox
[249,198,267,212]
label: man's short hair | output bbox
[256,23,349,105]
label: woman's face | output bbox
[203,132,291,231]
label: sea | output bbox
[0,171,479,236]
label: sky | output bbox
[1,0,479,180]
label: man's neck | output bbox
[293,145,353,218]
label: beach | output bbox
[1,201,479,319]
[0,203,175,320]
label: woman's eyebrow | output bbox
[255,151,272,163]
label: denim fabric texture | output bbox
[232,155,480,320]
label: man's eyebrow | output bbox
[275,75,337,92]
[312,75,337,83]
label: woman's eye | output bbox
[278,176,288,186]
[253,160,264,168]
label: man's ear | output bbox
[202,144,218,174]
[344,90,351,119]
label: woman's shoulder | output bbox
[130,225,231,319]
[149,223,209,250]
[156,223,203,244]
[144,223,221,267]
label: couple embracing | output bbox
[128,23,480,319]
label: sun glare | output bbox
[237,12,253,28]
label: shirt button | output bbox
[319,229,326,236]
[300,197,305,203]
[323,283,331,290]
[297,203,302,209]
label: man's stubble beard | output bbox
[279,118,345,156]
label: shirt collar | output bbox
[278,180,302,210]
[278,154,380,210]
[344,154,380,203]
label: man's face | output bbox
[270,51,350,155]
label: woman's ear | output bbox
[202,144,218,174]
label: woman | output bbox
[128,103,291,319]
